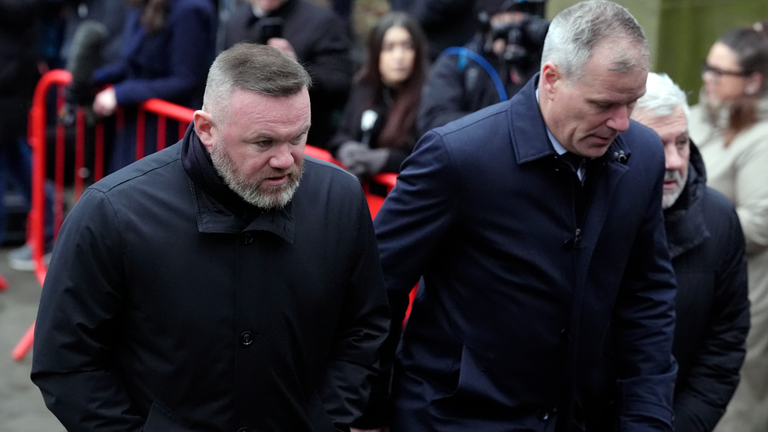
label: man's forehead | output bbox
[632,108,689,137]
[579,77,646,104]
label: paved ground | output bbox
[0,246,65,431]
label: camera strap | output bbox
[441,46,508,102]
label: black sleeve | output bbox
[417,52,472,134]
[327,84,367,157]
[31,189,146,432]
[673,200,750,432]
[319,188,390,429]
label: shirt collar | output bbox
[535,87,567,156]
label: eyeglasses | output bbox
[701,62,749,80]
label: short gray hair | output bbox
[540,1,650,81]
[635,72,691,123]
[203,43,312,123]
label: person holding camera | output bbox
[223,0,353,148]
[417,0,548,134]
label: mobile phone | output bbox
[259,17,284,44]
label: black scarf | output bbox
[181,123,263,223]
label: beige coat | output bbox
[690,96,768,432]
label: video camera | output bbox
[478,0,549,67]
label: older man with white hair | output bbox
[631,72,750,432]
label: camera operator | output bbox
[418,0,548,134]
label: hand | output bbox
[337,141,390,178]
[92,87,117,117]
[267,37,297,59]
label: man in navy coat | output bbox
[353,1,678,431]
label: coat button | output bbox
[537,409,551,421]
[237,428,249,432]
[240,331,255,346]
[242,233,253,245]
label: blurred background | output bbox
[345,0,768,105]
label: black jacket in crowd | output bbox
[663,142,750,432]
[31,124,390,432]
[417,35,539,135]
[327,82,419,174]
[0,0,41,138]
[223,0,352,148]
[390,0,478,62]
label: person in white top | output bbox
[689,20,768,432]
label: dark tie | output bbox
[557,152,589,225]
[559,152,586,184]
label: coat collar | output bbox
[663,141,709,259]
[181,123,295,243]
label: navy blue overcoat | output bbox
[368,76,678,432]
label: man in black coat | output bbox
[223,0,352,148]
[0,0,43,280]
[630,72,750,432]
[31,43,389,432]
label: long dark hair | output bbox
[715,21,768,145]
[357,12,428,149]
[125,0,168,34]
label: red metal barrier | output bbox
[13,69,403,360]
[14,70,196,361]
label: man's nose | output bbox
[270,143,294,169]
[606,105,631,132]
[664,144,685,170]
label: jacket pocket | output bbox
[143,399,187,432]
[431,344,558,432]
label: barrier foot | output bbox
[12,322,35,361]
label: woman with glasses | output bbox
[689,21,768,432]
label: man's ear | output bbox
[539,61,562,99]
[193,110,216,153]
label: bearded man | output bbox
[31,43,389,432]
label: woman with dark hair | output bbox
[329,11,428,179]
[689,21,768,432]
[91,0,216,172]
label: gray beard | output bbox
[662,169,688,209]
[211,142,303,210]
